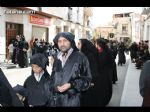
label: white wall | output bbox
[0,7,6,62]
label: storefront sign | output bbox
[30,15,50,26]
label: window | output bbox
[68,7,73,21]
[122,24,128,34]
[7,24,11,29]
[64,26,68,32]
[71,29,74,35]
[56,27,61,34]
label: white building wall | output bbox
[0,7,6,62]
[143,17,150,51]
[42,7,65,19]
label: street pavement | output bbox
[120,58,143,106]
[107,53,130,106]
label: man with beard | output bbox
[48,32,92,107]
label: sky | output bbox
[91,7,143,28]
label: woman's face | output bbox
[95,42,100,49]
[77,40,82,51]
[32,64,43,74]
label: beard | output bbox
[59,46,71,53]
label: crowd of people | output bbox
[129,40,150,69]
[7,35,58,68]
[1,32,136,107]
[8,35,29,68]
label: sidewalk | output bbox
[120,59,143,106]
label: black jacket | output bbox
[0,68,23,107]
[48,51,92,107]
[24,70,50,106]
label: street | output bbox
[107,54,130,106]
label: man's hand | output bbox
[57,83,71,93]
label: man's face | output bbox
[58,37,71,52]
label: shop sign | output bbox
[30,15,50,26]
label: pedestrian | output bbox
[109,41,118,84]
[95,38,113,106]
[17,35,29,68]
[23,53,50,107]
[118,42,126,66]
[48,32,92,107]
[77,38,99,106]
[129,42,138,63]
[139,60,150,106]
[7,40,14,63]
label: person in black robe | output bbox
[118,42,126,66]
[109,42,118,84]
[139,60,150,106]
[129,42,138,63]
[23,53,50,107]
[0,68,23,107]
[17,35,29,68]
[47,32,92,107]
[77,38,100,106]
[95,38,114,106]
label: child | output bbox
[23,53,50,107]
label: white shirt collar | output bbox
[57,48,73,67]
[34,70,44,82]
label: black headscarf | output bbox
[30,53,48,69]
[95,38,108,50]
[79,39,99,57]
[53,32,79,51]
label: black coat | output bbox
[23,71,50,106]
[17,40,29,68]
[0,68,23,107]
[129,43,138,59]
[96,48,113,106]
[139,60,150,106]
[80,52,100,106]
[48,51,92,107]
[118,45,126,64]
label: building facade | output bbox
[112,12,132,42]
[0,7,93,62]
[94,26,115,40]
[141,7,150,51]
